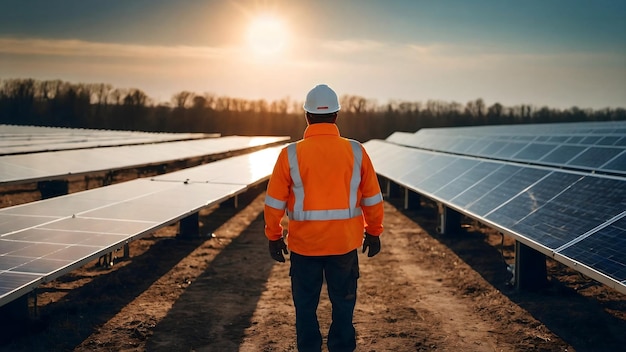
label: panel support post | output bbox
[222,195,239,209]
[377,176,387,197]
[37,180,69,199]
[514,241,548,291]
[436,203,461,235]
[123,243,130,258]
[403,188,421,210]
[386,180,402,200]
[179,212,200,238]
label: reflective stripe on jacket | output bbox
[264,123,384,256]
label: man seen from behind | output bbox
[264,84,384,352]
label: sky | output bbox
[0,0,625,109]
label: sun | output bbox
[246,14,289,57]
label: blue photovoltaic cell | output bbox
[449,138,475,153]
[615,137,626,146]
[559,217,626,282]
[548,136,569,143]
[603,153,626,173]
[513,143,557,161]
[478,141,507,156]
[580,136,603,145]
[568,147,623,169]
[507,176,626,249]
[598,136,621,146]
[398,154,455,186]
[493,142,528,159]
[450,164,520,209]
[539,145,586,164]
[434,161,501,200]
[467,167,550,217]
[568,136,584,144]
[485,172,584,230]
[464,139,488,155]
[416,158,479,194]
[392,152,436,179]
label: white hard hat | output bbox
[303,84,341,114]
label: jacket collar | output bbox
[303,123,341,139]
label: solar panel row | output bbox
[387,120,626,176]
[364,139,626,294]
[0,145,283,307]
[0,124,214,155]
[0,135,289,185]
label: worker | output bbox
[264,84,384,352]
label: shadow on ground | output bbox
[0,186,265,351]
[391,195,626,352]
[145,209,273,351]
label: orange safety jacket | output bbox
[264,123,384,256]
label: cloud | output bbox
[0,37,235,60]
[319,39,386,53]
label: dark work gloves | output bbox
[269,238,289,262]
[362,233,381,257]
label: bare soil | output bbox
[0,181,625,352]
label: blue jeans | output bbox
[290,250,360,352]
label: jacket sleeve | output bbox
[264,147,291,241]
[360,146,384,236]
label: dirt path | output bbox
[0,186,624,351]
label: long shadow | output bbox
[390,196,626,352]
[0,186,264,352]
[145,210,273,351]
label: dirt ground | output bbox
[0,181,625,352]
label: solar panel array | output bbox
[0,146,283,307]
[0,135,289,185]
[387,120,626,176]
[0,124,215,155]
[366,120,626,294]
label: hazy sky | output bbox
[1,0,624,109]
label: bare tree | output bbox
[172,91,194,109]
[192,95,207,109]
[124,89,149,107]
[465,98,485,118]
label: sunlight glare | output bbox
[247,145,282,181]
[246,14,289,57]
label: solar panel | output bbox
[386,121,626,176]
[0,145,284,307]
[0,124,215,155]
[557,216,626,283]
[151,146,280,185]
[364,139,626,294]
[0,135,289,185]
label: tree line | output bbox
[1,78,624,142]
